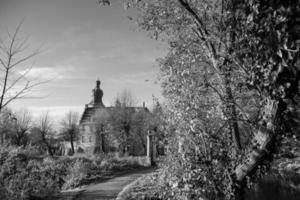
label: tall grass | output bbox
[0,147,149,199]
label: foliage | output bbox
[0,145,149,199]
[61,155,146,189]
[104,0,300,200]
[119,171,165,200]
[107,90,152,156]
[62,157,93,189]
[0,146,61,200]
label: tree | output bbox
[60,111,79,155]
[131,108,150,155]
[231,0,300,183]
[93,109,110,153]
[35,113,55,156]
[132,100,166,156]
[0,108,14,145]
[108,90,137,155]
[0,22,43,114]
[9,109,32,146]
[101,1,299,199]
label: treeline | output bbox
[0,109,62,155]
[0,93,164,158]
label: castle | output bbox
[76,79,149,154]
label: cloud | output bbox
[107,71,158,85]
[18,65,75,80]
[28,105,84,126]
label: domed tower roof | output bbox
[93,79,105,107]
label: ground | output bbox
[59,168,155,200]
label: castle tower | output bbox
[93,79,105,107]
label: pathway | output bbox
[73,168,154,200]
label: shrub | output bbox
[77,147,84,153]
[62,157,94,189]
[0,147,61,200]
[0,146,148,199]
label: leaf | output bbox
[277,49,283,58]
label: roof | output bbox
[79,105,149,124]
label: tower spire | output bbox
[93,79,104,107]
[96,79,101,89]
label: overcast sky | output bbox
[0,0,166,122]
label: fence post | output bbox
[147,131,155,166]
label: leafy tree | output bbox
[108,90,137,155]
[131,108,150,155]
[231,0,300,186]
[101,0,299,199]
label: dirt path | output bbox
[73,168,154,200]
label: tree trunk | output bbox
[42,136,53,157]
[234,98,284,181]
[223,63,242,151]
[70,137,75,154]
[46,143,54,157]
[141,137,147,155]
[101,134,105,153]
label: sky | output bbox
[0,0,167,122]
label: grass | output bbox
[117,170,164,200]
[0,146,151,200]
[61,153,151,190]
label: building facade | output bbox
[76,80,149,154]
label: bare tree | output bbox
[10,109,32,146]
[117,89,137,108]
[36,112,54,156]
[60,111,79,155]
[0,22,43,113]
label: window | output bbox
[89,136,92,143]
[82,136,85,143]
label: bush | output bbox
[77,147,84,153]
[0,146,61,200]
[62,159,91,189]
[0,146,149,199]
